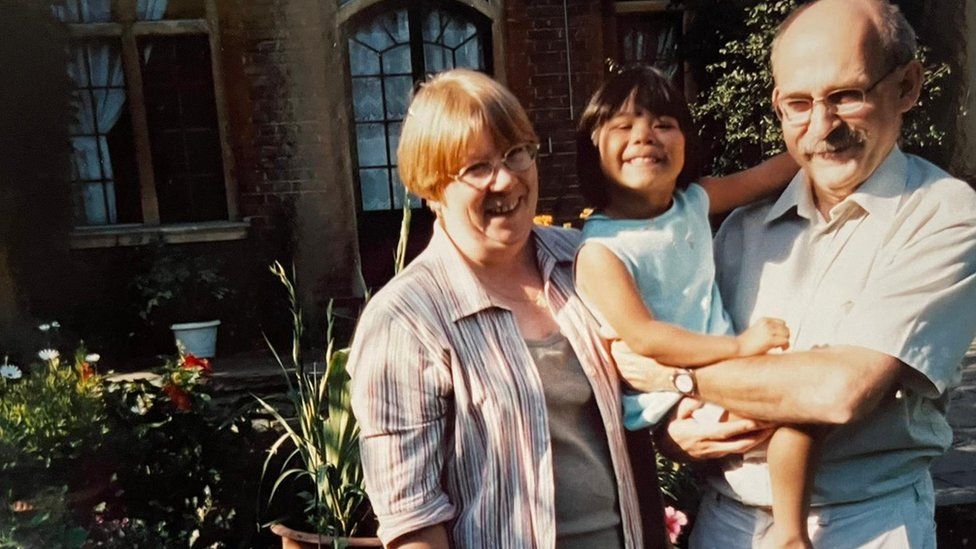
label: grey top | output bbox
[526,332,624,549]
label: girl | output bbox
[575,65,814,549]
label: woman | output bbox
[347,69,667,548]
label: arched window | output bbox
[346,2,492,211]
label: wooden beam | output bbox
[119,0,161,225]
[66,23,123,37]
[205,0,238,220]
[132,19,209,36]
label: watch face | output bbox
[674,373,694,394]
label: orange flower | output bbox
[163,383,192,411]
[181,353,212,374]
[79,361,94,382]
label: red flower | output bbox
[79,362,94,381]
[163,383,192,411]
[181,353,212,374]
[664,506,688,544]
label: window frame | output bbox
[63,0,242,247]
[341,0,496,213]
[612,0,693,97]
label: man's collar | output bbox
[764,146,908,225]
[428,223,575,322]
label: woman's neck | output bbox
[464,238,539,286]
[603,186,673,219]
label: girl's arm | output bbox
[700,152,798,215]
[576,243,788,367]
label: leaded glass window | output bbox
[347,4,491,211]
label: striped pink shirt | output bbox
[348,225,653,548]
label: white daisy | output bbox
[85,353,101,363]
[51,321,60,328]
[38,324,51,332]
[37,349,60,361]
[0,364,22,379]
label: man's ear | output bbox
[896,60,924,113]
[771,87,783,120]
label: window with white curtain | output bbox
[53,0,232,226]
[346,2,492,212]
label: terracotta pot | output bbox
[270,524,382,548]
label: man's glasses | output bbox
[452,143,540,190]
[774,63,903,126]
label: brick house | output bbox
[2,0,974,353]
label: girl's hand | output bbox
[611,340,669,392]
[656,398,775,462]
[735,317,790,357]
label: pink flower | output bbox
[664,506,688,544]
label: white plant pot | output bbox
[170,320,221,358]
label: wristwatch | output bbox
[670,368,698,396]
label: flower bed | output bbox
[1,336,263,547]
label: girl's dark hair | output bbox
[576,64,704,210]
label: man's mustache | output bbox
[803,126,866,155]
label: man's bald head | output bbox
[771,0,917,80]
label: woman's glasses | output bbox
[452,143,540,190]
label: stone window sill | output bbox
[70,219,251,249]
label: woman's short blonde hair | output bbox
[397,69,538,201]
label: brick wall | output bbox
[505,0,609,225]
[218,0,363,311]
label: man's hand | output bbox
[611,339,670,392]
[655,398,774,462]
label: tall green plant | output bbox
[257,263,373,539]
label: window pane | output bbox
[138,0,205,20]
[387,121,402,165]
[52,0,112,23]
[349,40,381,76]
[352,77,383,121]
[66,38,140,225]
[423,9,485,73]
[356,123,387,167]
[423,10,446,43]
[424,44,454,73]
[360,169,391,211]
[382,44,411,75]
[391,171,421,209]
[455,38,484,70]
[77,180,117,225]
[354,16,393,52]
[139,34,227,223]
[382,9,409,45]
[383,76,412,119]
[441,18,474,49]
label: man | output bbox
[614,0,976,546]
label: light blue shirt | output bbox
[712,147,976,506]
[580,183,733,429]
